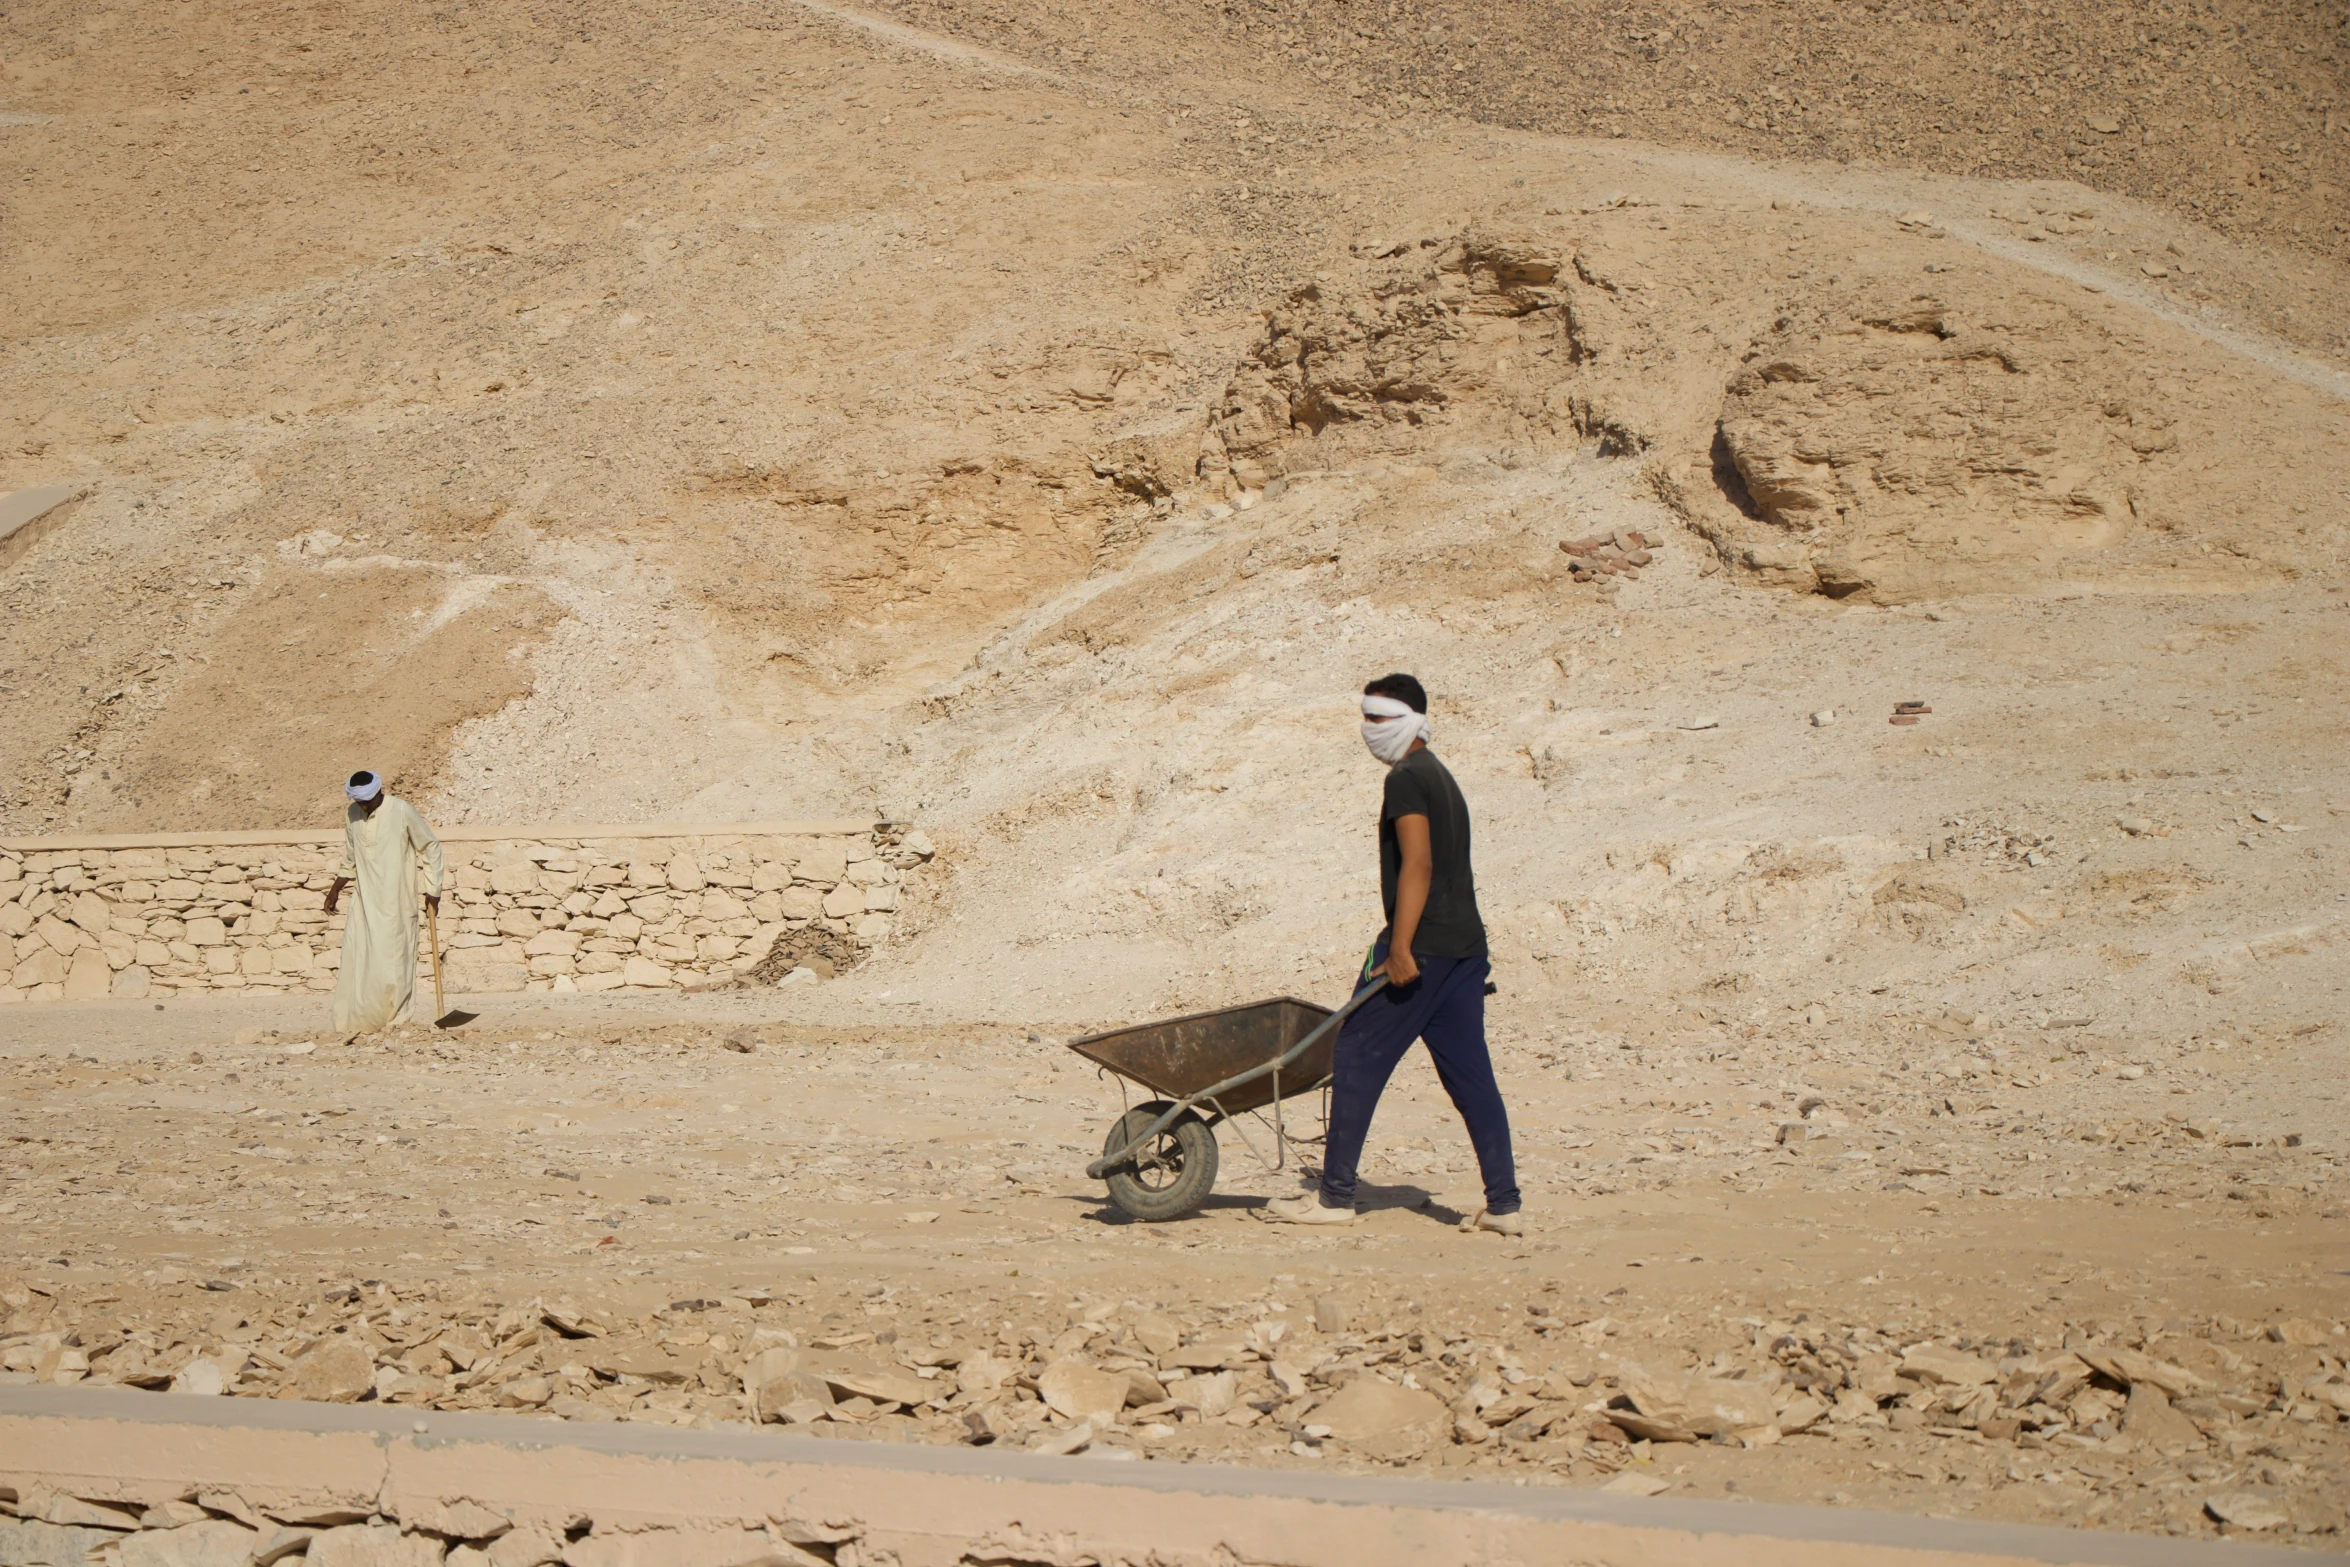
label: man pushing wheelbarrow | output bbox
[1074,674,1523,1235]
[1252,673,1524,1236]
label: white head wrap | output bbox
[346,771,383,802]
[1360,694,1432,766]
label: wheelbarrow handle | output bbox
[1085,977,1388,1180]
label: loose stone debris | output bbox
[16,1266,2331,1546]
[743,930,870,990]
[2,1012,2344,1548]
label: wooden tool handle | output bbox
[427,901,445,1020]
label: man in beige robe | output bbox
[324,769,444,1031]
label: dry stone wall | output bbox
[0,820,929,1005]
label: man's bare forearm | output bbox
[1386,812,1434,980]
[1392,860,1431,958]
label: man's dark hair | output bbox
[1363,673,1427,714]
[349,770,375,790]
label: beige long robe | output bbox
[332,794,444,1031]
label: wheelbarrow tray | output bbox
[1068,996,1336,1118]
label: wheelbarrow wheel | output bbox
[1100,1100,1218,1222]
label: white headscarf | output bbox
[1360,694,1432,766]
[346,771,383,802]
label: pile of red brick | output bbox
[1560,529,1659,585]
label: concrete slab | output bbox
[0,484,82,570]
[0,1386,2309,1566]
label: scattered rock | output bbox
[2303,1383,2350,1415]
[1029,1419,1097,1456]
[1133,1312,1185,1356]
[1164,1369,1238,1418]
[284,1341,375,1403]
[2076,1346,2206,1398]
[595,1347,693,1385]
[744,1347,827,1423]
[495,1376,552,1408]
[1310,1375,1446,1441]
[2120,1382,2205,1453]
[168,1357,229,1396]
[1775,1394,1828,1433]
[1620,1364,1780,1435]
[1898,1343,1994,1387]
[1606,1409,1698,1443]
[954,1351,1015,1398]
[1038,1360,1130,1426]
[2204,1492,2290,1531]
[815,1363,935,1409]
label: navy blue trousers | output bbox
[1317,945,1521,1215]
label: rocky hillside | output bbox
[1,0,2343,1050]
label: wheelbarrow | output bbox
[1070,981,1386,1221]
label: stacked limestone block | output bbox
[438,828,925,995]
[0,844,342,1003]
[0,824,928,1004]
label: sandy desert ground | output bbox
[3,0,2347,1551]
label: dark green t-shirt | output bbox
[1378,747,1487,960]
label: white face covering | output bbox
[1360,694,1432,766]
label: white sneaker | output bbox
[1458,1208,1526,1237]
[1255,1193,1357,1226]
